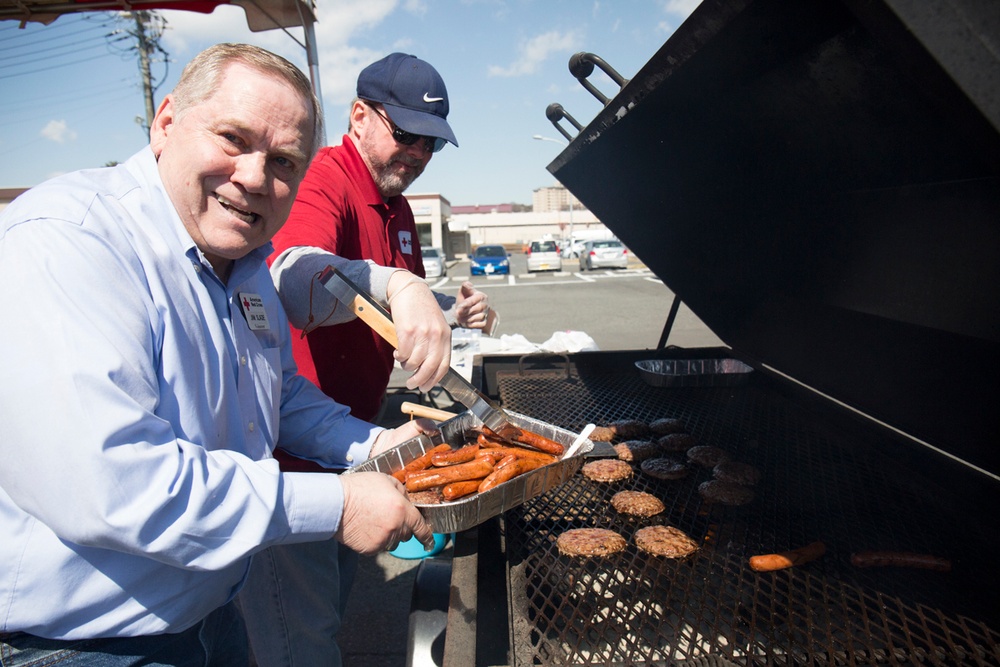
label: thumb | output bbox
[460,281,475,299]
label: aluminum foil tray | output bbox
[347,410,593,533]
[635,358,753,387]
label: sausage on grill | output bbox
[749,541,826,571]
[850,551,952,572]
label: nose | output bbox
[233,152,268,193]
[404,139,434,159]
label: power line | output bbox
[0,25,111,57]
[0,14,111,44]
[0,36,112,68]
[0,50,116,80]
[0,78,134,116]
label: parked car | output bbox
[469,244,510,275]
[579,238,629,270]
[560,238,587,259]
[422,246,447,278]
[526,239,562,273]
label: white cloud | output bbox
[662,0,702,15]
[488,30,580,78]
[40,120,76,143]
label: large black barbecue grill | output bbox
[451,354,1000,665]
[431,0,1000,665]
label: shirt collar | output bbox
[127,146,271,286]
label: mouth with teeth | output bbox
[216,195,259,225]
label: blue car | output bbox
[469,244,510,275]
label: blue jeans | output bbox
[236,541,358,667]
[0,601,248,666]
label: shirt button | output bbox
[240,355,248,366]
[345,453,354,463]
[248,421,255,432]
[192,262,201,273]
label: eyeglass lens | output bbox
[369,104,446,153]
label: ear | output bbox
[149,95,176,158]
[348,100,368,139]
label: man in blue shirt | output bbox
[0,43,452,665]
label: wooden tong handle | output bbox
[400,401,458,422]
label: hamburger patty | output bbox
[686,445,731,468]
[698,479,755,506]
[611,490,665,517]
[649,417,686,436]
[581,458,633,483]
[613,439,660,463]
[657,433,698,452]
[557,528,627,557]
[713,460,761,486]
[640,456,690,481]
[634,525,699,558]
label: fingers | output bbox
[455,283,490,330]
[383,419,441,450]
[337,472,433,555]
[386,275,452,391]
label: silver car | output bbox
[526,239,562,273]
[579,239,629,270]
[422,246,447,278]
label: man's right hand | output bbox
[336,471,435,554]
[386,271,452,392]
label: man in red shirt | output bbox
[239,53,492,666]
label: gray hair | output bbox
[171,43,324,157]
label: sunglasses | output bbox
[367,103,447,154]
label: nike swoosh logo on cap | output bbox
[423,93,444,103]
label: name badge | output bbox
[398,230,413,255]
[239,292,270,331]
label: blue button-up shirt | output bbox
[0,147,378,639]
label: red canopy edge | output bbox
[0,0,326,133]
[0,0,315,31]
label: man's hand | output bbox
[387,272,452,392]
[369,418,440,459]
[337,472,435,554]
[454,281,491,330]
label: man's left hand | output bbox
[369,418,440,459]
[454,281,491,330]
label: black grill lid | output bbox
[547,0,1000,476]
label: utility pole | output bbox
[133,12,156,132]
[109,10,169,136]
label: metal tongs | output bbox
[319,267,513,433]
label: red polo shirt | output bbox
[269,137,425,469]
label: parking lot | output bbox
[424,252,723,352]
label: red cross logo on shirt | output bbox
[398,230,413,255]
[243,296,251,310]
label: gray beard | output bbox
[360,132,422,198]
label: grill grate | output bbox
[492,362,1000,666]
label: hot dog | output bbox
[431,443,480,467]
[476,431,511,448]
[487,446,558,464]
[486,425,565,456]
[475,450,507,465]
[391,443,452,483]
[405,458,494,493]
[749,541,826,572]
[442,479,485,501]
[850,551,952,572]
[478,457,545,493]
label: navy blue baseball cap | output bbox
[357,53,458,148]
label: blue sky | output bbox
[0,0,699,205]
